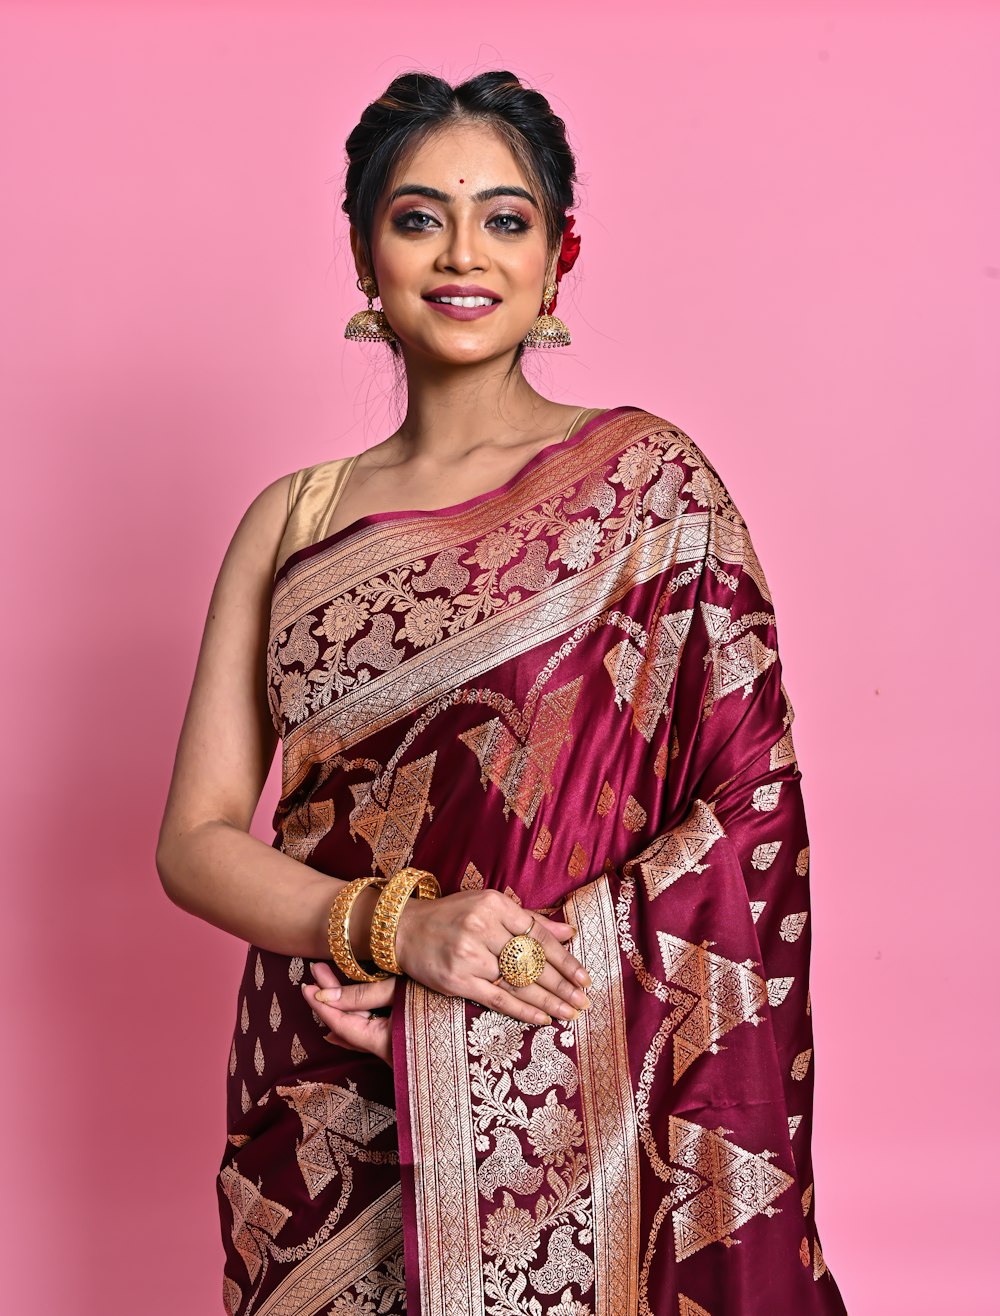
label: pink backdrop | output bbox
[2,2,997,1312]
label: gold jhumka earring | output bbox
[521,282,571,348]
[344,275,397,344]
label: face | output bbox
[353,121,556,366]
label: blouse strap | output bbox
[560,406,603,444]
[273,452,363,578]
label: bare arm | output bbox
[154,472,380,962]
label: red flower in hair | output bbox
[557,215,581,281]
[543,215,581,315]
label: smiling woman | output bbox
[155,69,849,1316]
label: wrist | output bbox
[370,868,440,975]
[393,896,418,976]
[348,881,380,962]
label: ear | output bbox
[349,225,369,285]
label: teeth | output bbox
[431,295,496,307]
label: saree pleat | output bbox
[217,406,848,1315]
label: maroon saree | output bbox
[218,406,848,1315]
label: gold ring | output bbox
[497,933,546,988]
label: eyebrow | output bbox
[386,183,539,208]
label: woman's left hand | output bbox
[301,961,394,1068]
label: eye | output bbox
[393,209,439,231]
[488,211,531,234]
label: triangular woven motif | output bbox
[459,678,582,823]
[667,1117,794,1260]
[348,752,436,876]
[713,631,777,701]
[656,933,766,1080]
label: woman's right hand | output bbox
[393,888,593,1026]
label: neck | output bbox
[392,346,566,456]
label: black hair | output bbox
[342,70,578,366]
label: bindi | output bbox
[458,178,464,184]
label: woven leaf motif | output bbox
[622,795,647,831]
[780,912,808,942]
[766,976,794,1007]
[751,841,782,870]
[791,1048,813,1081]
[532,825,552,860]
[751,783,782,812]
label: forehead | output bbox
[384,120,530,195]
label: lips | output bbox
[422,284,503,322]
[423,284,502,302]
[424,298,501,321]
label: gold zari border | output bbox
[566,872,641,1314]
[403,873,639,1315]
[256,1184,402,1316]
[404,981,486,1316]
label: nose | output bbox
[436,213,488,274]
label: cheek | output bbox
[509,240,549,283]
[372,245,413,296]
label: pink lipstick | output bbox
[423,284,502,321]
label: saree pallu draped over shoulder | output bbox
[218,406,849,1316]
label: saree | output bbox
[218,405,849,1316]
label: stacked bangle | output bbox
[326,875,390,982]
[369,866,440,975]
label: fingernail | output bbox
[576,969,591,986]
[316,988,341,1004]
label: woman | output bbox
[156,70,848,1316]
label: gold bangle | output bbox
[326,875,390,982]
[369,866,440,975]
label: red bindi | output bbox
[458,178,464,184]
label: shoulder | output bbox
[625,407,725,473]
[236,455,354,545]
[609,407,741,512]
[283,455,358,513]
[272,455,359,580]
[613,409,774,601]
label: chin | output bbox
[409,333,520,367]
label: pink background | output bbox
[2,2,997,1312]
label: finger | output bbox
[530,912,577,941]
[304,984,394,1064]
[523,913,592,989]
[468,976,554,1028]
[309,960,339,987]
[512,964,592,1019]
[319,1003,393,1068]
[484,956,590,1018]
[305,977,395,1012]
[488,909,592,999]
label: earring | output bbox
[345,275,397,344]
[521,282,571,348]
